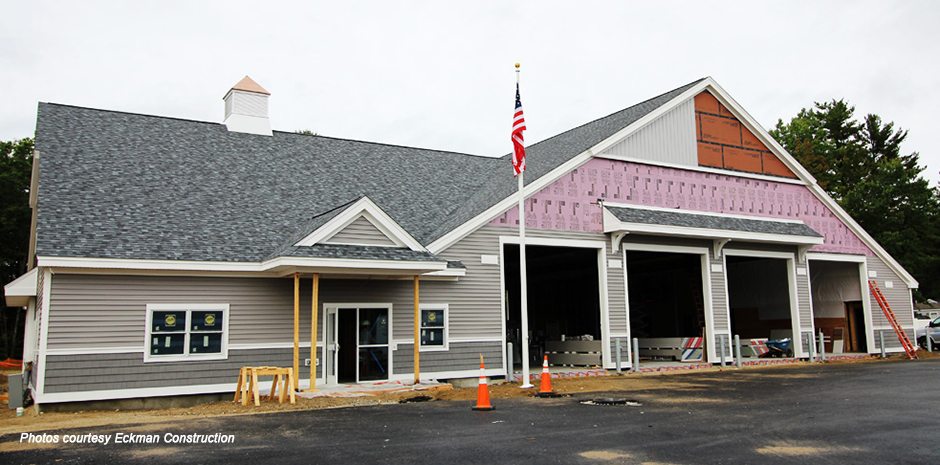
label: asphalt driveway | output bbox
[2,359,939,464]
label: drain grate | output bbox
[579,398,642,406]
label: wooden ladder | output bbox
[868,280,918,360]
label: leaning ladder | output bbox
[868,280,918,360]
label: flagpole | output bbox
[516,63,533,388]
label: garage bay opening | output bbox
[726,255,797,358]
[504,244,602,372]
[809,260,868,354]
[626,251,707,364]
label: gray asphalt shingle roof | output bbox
[605,206,823,238]
[34,79,703,262]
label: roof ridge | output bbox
[38,102,499,160]
[39,102,224,127]
[276,131,497,160]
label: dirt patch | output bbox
[126,447,183,459]
[0,440,59,453]
[579,449,632,461]
[755,441,863,456]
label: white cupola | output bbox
[223,76,272,136]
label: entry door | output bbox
[323,305,391,384]
[324,308,340,385]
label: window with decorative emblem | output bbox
[145,304,229,362]
[419,304,448,351]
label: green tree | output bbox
[772,103,940,300]
[0,137,33,359]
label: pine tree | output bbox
[771,102,940,300]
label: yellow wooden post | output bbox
[292,272,300,391]
[309,273,319,392]
[413,275,420,384]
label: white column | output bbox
[518,172,533,388]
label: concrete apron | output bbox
[510,352,874,382]
[295,380,446,398]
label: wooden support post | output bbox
[413,275,421,385]
[309,273,319,392]
[292,272,300,391]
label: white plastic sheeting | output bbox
[809,261,862,318]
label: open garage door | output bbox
[726,254,800,358]
[626,250,708,363]
[810,259,868,354]
[504,244,603,369]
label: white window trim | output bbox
[419,303,449,352]
[144,303,230,363]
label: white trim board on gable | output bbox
[427,77,917,289]
[294,196,426,251]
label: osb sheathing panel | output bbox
[694,91,796,179]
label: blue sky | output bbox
[2,1,939,182]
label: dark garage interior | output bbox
[504,244,601,367]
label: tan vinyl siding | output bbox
[44,348,320,393]
[323,215,398,246]
[866,255,915,350]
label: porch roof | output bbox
[603,205,824,246]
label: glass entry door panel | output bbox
[357,308,389,381]
[323,305,391,383]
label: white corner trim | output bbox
[36,269,52,399]
[294,197,425,251]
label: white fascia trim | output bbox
[294,196,425,251]
[4,267,38,306]
[620,242,710,256]
[805,253,867,263]
[498,235,607,250]
[37,255,448,273]
[604,217,824,246]
[426,81,711,255]
[723,249,795,260]
[602,201,806,225]
[704,79,916,289]
[595,153,807,186]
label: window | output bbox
[145,304,229,362]
[419,304,448,351]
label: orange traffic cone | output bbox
[472,354,494,411]
[535,354,558,397]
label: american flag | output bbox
[511,82,526,176]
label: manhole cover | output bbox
[579,398,642,406]
[399,395,433,403]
